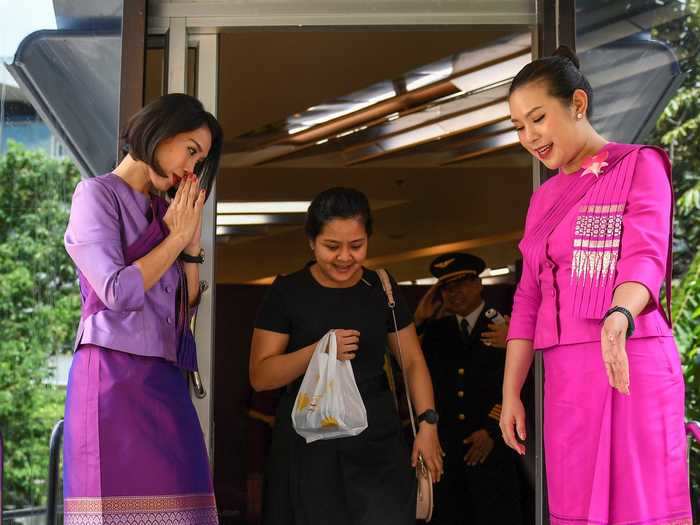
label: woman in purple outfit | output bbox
[500,46,692,525]
[62,93,222,525]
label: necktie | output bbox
[460,318,470,340]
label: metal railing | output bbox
[2,506,46,522]
[687,420,700,444]
[46,420,63,525]
[687,420,700,522]
[1,420,63,525]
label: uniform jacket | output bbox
[422,292,512,446]
[507,143,674,350]
[64,173,183,362]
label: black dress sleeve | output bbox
[385,272,414,333]
[254,276,292,334]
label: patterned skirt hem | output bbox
[64,493,218,525]
[549,512,693,525]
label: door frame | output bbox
[119,2,579,522]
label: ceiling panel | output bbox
[215,29,533,283]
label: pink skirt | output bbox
[542,336,692,525]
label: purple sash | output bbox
[520,143,673,324]
[77,195,199,371]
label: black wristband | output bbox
[603,306,635,339]
[179,249,204,264]
[417,409,439,425]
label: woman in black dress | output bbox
[250,187,443,525]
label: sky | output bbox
[0,0,56,84]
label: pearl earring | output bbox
[577,113,583,120]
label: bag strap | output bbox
[376,269,419,439]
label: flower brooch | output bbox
[581,150,609,178]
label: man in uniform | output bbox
[418,252,522,525]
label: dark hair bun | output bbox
[553,45,580,69]
[509,44,593,117]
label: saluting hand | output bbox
[601,312,630,395]
[414,286,443,327]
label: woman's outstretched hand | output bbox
[500,395,526,456]
[601,312,630,395]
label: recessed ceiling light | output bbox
[217,201,310,214]
[480,267,511,277]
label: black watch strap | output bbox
[417,409,439,425]
[603,306,635,338]
[179,249,204,264]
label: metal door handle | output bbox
[191,371,207,398]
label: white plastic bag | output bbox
[291,330,368,443]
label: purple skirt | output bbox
[63,345,218,525]
[543,336,692,525]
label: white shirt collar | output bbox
[456,301,485,334]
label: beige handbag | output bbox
[376,269,434,522]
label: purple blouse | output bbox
[65,173,181,362]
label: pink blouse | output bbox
[507,143,674,350]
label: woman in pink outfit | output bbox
[500,46,692,525]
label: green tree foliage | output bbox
[672,252,700,515]
[0,141,80,507]
[652,0,700,513]
[652,0,700,276]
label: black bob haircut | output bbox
[305,187,373,240]
[121,93,223,198]
[509,45,594,118]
